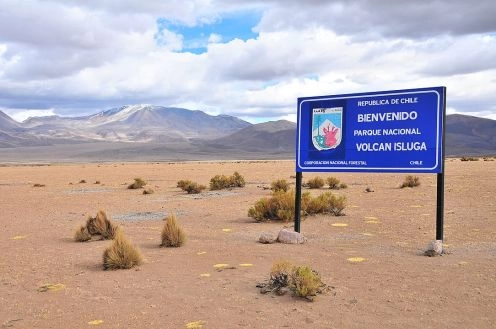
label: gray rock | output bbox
[277,228,306,244]
[424,240,443,256]
[259,232,277,244]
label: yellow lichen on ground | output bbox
[88,320,104,325]
[37,283,65,292]
[213,263,229,268]
[331,223,348,227]
[238,263,253,267]
[185,320,206,328]
[347,257,366,263]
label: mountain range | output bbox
[0,105,494,162]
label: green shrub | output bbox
[271,179,290,192]
[306,176,325,189]
[326,177,340,189]
[160,214,186,247]
[103,229,143,270]
[400,175,420,188]
[291,266,324,300]
[128,177,146,189]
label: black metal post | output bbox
[294,172,302,233]
[436,86,447,241]
[436,173,444,240]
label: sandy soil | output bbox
[0,159,495,329]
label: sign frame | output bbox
[294,87,447,245]
[296,87,445,173]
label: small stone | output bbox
[276,229,306,244]
[259,232,277,244]
[365,187,374,192]
[424,240,443,256]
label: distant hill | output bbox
[0,108,495,161]
[206,120,296,152]
[445,114,496,156]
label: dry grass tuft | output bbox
[103,229,143,270]
[400,175,421,188]
[143,188,154,194]
[74,225,91,242]
[305,176,325,189]
[128,177,146,189]
[33,183,45,187]
[271,179,290,192]
[160,214,186,247]
[74,210,119,242]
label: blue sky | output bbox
[156,11,260,54]
[0,0,495,123]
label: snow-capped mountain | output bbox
[0,105,251,146]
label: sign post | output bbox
[294,87,446,241]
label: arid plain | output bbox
[0,159,495,329]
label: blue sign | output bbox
[296,87,445,173]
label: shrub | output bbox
[33,183,45,187]
[400,175,420,188]
[128,178,146,189]
[79,179,86,184]
[75,210,119,241]
[185,182,206,194]
[339,183,348,189]
[271,179,290,192]
[209,172,246,190]
[209,175,231,190]
[326,177,340,189]
[143,188,154,195]
[248,190,297,222]
[103,229,143,270]
[461,157,479,161]
[95,180,101,184]
[291,266,324,300]
[258,261,326,301]
[306,176,325,189]
[306,192,346,216]
[230,171,246,187]
[177,180,193,189]
[160,214,186,247]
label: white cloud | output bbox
[2,108,56,122]
[0,0,494,122]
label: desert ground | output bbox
[0,159,495,329]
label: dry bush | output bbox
[400,175,421,188]
[143,188,154,194]
[271,179,290,192]
[258,261,326,301]
[210,172,246,190]
[74,225,91,242]
[128,177,146,189]
[230,171,246,187]
[248,190,296,222]
[33,183,45,187]
[94,180,101,184]
[306,176,325,189]
[209,175,231,190]
[460,157,479,161]
[79,179,86,184]
[177,180,193,189]
[339,183,348,189]
[326,177,340,189]
[75,210,119,241]
[103,229,143,270]
[160,214,186,247]
[291,266,325,300]
[306,192,347,216]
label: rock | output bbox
[277,229,306,244]
[259,232,277,244]
[365,187,374,192]
[424,240,443,256]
